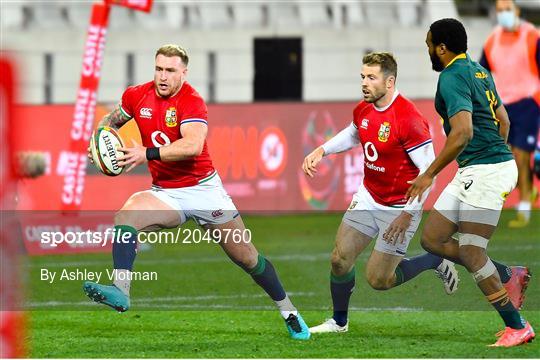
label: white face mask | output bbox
[497,10,517,30]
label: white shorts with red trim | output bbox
[146,171,239,226]
[343,185,422,257]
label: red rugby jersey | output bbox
[352,92,432,207]
[120,81,215,188]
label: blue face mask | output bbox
[497,10,516,30]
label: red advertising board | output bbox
[15,100,457,212]
[17,100,533,212]
[13,100,536,255]
[18,212,114,255]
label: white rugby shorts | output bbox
[146,171,239,226]
[343,185,422,257]
[434,160,518,225]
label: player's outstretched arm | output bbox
[406,111,472,203]
[302,123,360,177]
[302,147,324,178]
[495,104,510,143]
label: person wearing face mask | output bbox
[480,0,540,228]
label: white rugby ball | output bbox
[90,126,125,176]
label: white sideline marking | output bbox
[28,253,333,268]
[28,243,540,268]
[349,306,423,311]
[26,291,315,308]
[27,292,423,312]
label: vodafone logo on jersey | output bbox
[259,127,287,178]
[140,108,152,119]
[151,131,171,147]
[364,142,385,173]
[364,142,378,162]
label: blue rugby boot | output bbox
[83,281,130,312]
[285,313,310,340]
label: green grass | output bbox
[27,211,539,358]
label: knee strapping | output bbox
[471,258,497,283]
[458,233,489,249]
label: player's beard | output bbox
[363,88,385,104]
[430,52,445,72]
[155,82,181,98]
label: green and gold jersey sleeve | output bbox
[434,55,513,167]
[438,71,473,119]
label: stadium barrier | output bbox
[14,100,535,255]
[15,100,458,211]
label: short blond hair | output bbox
[155,44,189,65]
[362,52,397,79]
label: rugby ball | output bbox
[90,126,125,176]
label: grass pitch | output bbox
[27,211,539,358]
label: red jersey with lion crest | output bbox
[352,92,432,207]
[120,81,215,188]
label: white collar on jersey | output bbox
[373,89,400,112]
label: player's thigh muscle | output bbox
[116,191,181,231]
[421,209,458,250]
[365,249,402,285]
[459,221,496,239]
[205,215,258,269]
[332,221,372,272]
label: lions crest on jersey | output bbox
[377,122,391,142]
[165,107,178,127]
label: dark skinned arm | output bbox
[405,110,473,203]
[495,104,510,143]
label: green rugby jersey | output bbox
[435,53,513,167]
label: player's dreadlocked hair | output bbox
[156,44,189,66]
[362,52,397,79]
[429,18,468,55]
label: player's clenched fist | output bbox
[302,146,324,178]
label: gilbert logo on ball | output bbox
[90,126,125,176]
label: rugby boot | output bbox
[489,322,535,347]
[503,266,531,310]
[435,259,459,295]
[83,281,130,312]
[285,313,310,340]
[310,318,349,333]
